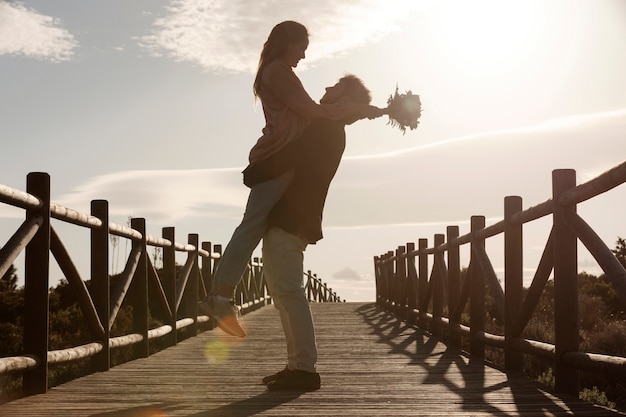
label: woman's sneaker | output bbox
[198,296,246,337]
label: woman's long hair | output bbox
[253,21,309,100]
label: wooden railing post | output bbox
[212,244,222,281]
[23,172,51,395]
[306,270,313,301]
[186,234,200,335]
[432,234,445,337]
[385,251,393,309]
[91,200,110,372]
[395,245,407,316]
[470,216,485,358]
[201,242,212,299]
[504,196,523,372]
[374,255,381,306]
[162,227,177,346]
[447,226,461,346]
[253,257,267,305]
[314,274,320,302]
[417,238,428,329]
[130,218,149,359]
[552,169,579,395]
[375,254,387,307]
[406,242,417,324]
[316,274,323,302]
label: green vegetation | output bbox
[478,237,626,411]
[0,265,179,404]
[580,386,617,409]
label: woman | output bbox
[199,21,381,338]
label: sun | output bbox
[429,0,541,76]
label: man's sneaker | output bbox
[262,366,291,385]
[266,369,321,391]
[198,296,246,337]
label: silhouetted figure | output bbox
[199,21,382,338]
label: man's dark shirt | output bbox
[242,119,346,244]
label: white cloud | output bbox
[139,0,425,72]
[0,1,77,61]
[332,267,364,281]
[56,168,248,224]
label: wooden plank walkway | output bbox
[2,302,622,416]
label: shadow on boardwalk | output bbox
[1,302,622,416]
[355,303,622,416]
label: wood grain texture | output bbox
[2,303,622,416]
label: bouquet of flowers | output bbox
[385,85,422,134]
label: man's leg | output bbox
[199,171,293,337]
[264,263,298,372]
[262,227,320,390]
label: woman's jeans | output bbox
[212,171,293,289]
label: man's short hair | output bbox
[340,74,372,104]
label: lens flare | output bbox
[203,339,229,364]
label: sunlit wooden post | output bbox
[447,226,461,346]
[130,218,149,359]
[504,196,523,372]
[162,227,177,346]
[552,169,579,395]
[23,172,50,395]
[418,238,428,329]
[470,216,485,358]
[91,200,110,372]
[432,234,445,337]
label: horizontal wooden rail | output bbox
[0,184,42,210]
[375,160,626,396]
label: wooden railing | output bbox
[0,172,341,397]
[374,161,626,397]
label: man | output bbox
[245,75,379,390]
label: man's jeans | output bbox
[212,171,293,289]
[262,227,317,373]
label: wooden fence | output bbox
[374,161,626,397]
[0,172,341,397]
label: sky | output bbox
[1,0,625,301]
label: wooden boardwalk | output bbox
[2,302,622,416]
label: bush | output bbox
[580,386,616,409]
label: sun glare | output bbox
[430,0,541,76]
